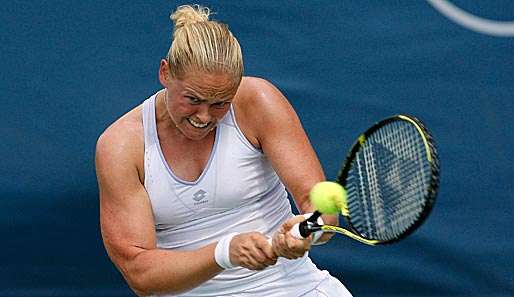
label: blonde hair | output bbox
[167,5,243,82]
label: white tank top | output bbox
[142,92,327,297]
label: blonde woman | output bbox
[95,5,352,297]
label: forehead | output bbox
[179,71,239,100]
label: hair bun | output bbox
[171,5,211,30]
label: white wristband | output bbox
[214,232,238,269]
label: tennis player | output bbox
[95,4,352,297]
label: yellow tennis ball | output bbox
[309,181,347,215]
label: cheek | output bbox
[171,101,195,117]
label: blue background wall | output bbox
[1,1,513,296]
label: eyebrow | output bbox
[184,89,233,103]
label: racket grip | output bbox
[266,223,306,246]
[290,222,303,239]
[281,213,319,239]
[268,213,324,245]
[290,220,324,244]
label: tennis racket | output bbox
[294,114,440,245]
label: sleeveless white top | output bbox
[142,92,327,297]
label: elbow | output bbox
[103,244,164,295]
[125,271,151,296]
[121,264,155,297]
[123,266,187,296]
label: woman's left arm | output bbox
[234,77,337,257]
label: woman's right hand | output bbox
[229,232,278,270]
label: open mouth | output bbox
[187,118,209,129]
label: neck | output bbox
[155,89,176,130]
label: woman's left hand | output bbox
[271,215,312,259]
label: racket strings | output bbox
[377,122,428,238]
[378,122,428,236]
[346,120,432,241]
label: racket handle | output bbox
[266,223,305,245]
[290,220,323,244]
[289,222,303,239]
[268,213,324,246]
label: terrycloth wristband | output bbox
[214,232,238,269]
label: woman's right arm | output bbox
[95,117,276,296]
[95,123,223,296]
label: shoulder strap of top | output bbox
[142,94,157,148]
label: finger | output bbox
[246,255,267,270]
[231,233,266,268]
[273,233,294,259]
[257,238,278,264]
[252,246,271,264]
[282,217,300,231]
[239,255,262,271]
[244,236,276,267]
[277,228,309,259]
[272,233,284,255]
[283,215,309,233]
[259,249,277,266]
[289,230,312,246]
[271,234,290,259]
[285,234,310,258]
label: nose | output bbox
[195,104,211,123]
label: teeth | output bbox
[188,118,208,128]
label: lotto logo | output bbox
[193,189,207,203]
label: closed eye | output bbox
[186,96,202,105]
[212,101,231,109]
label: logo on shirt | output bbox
[192,189,208,205]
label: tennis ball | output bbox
[309,181,347,215]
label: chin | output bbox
[178,122,216,140]
[182,129,211,140]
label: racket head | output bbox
[336,115,440,244]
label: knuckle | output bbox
[249,233,261,241]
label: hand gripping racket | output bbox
[294,115,440,245]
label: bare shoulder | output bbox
[233,76,299,148]
[235,76,285,107]
[95,105,145,181]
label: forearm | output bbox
[122,243,222,296]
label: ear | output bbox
[159,59,171,86]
